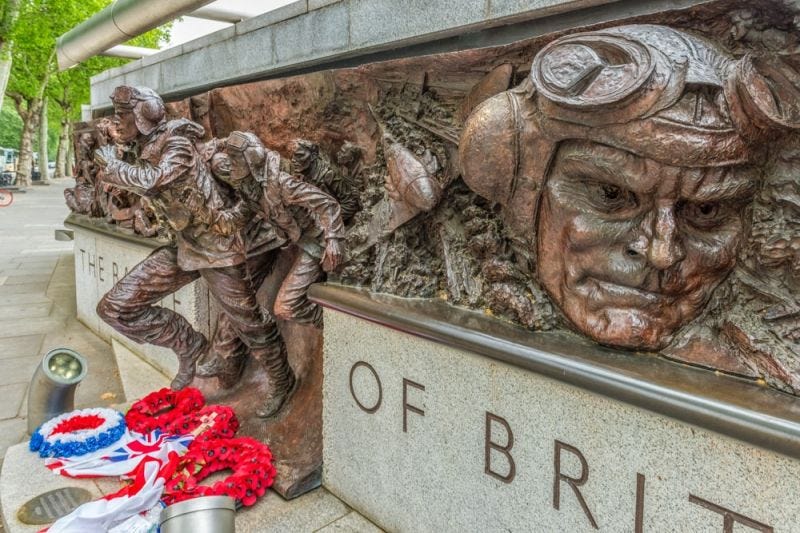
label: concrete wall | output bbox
[89,0,713,113]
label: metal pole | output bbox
[56,0,217,71]
[100,44,160,60]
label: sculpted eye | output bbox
[680,201,727,229]
[586,180,637,213]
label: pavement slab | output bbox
[0,385,27,421]
[0,335,43,360]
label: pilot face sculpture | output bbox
[460,24,800,350]
[538,141,756,348]
[113,109,139,143]
[110,86,166,144]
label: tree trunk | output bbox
[0,59,10,113]
[15,99,40,188]
[0,0,21,110]
[66,121,74,177]
[38,97,48,182]
[55,117,69,179]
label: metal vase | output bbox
[160,496,236,533]
[27,348,88,434]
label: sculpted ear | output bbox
[459,92,518,208]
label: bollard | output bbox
[27,348,88,434]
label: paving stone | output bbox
[0,294,51,306]
[1,275,52,287]
[317,511,384,532]
[0,284,49,296]
[0,385,26,421]
[0,303,53,321]
[0,356,43,386]
[235,488,350,533]
[0,420,27,460]
[0,335,43,360]
[0,318,67,339]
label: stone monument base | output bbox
[313,285,800,532]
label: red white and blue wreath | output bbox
[29,407,126,458]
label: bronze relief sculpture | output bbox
[460,25,799,351]
[67,1,800,495]
[94,87,303,417]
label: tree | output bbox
[0,98,22,148]
[0,0,21,112]
[6,0,169,185]
[48,25,167,179]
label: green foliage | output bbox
[5,0,170,156]
[47,1,170,121]
[0,97,22,147]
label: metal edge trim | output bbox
[63,213,166,250]
[309,283,800,458]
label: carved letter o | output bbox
[349,361,383,414]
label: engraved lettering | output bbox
[98,256,105,282]
[484,411,515,483]
[87,253,96,277]
[688,495,773,532]
[402,378,425,433]
[553,440,598,529]
[112,262,119,284]
[349,361,382,413]
[635,473,645,533]
[79,249,86,272]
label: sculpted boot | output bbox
[170,336,208,390]
[252,342,296,418]
[196,352,247,389]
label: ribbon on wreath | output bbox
[45,453,180,533]
[45,429,194,478]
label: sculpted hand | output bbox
[321,238,344,272]
[94,145,117,167]
[212,200,247,236]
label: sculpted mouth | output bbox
[588,278,665,304]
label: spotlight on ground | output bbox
[27,348,88,433]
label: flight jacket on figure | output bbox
[102,119,246,271]
[257,149,345,259]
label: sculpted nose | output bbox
[647,205,684,270]
[627,205,685,270]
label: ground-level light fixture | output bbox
[27,348,88,433]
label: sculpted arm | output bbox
[277,172,345,241]
[98,137,194,195]
[276,172,345,271]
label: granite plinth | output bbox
[314,285,800,532]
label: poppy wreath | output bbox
[163,436,277,507]
[125,387,205,434]
[29,408,126,458]
[165,405,240,441]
